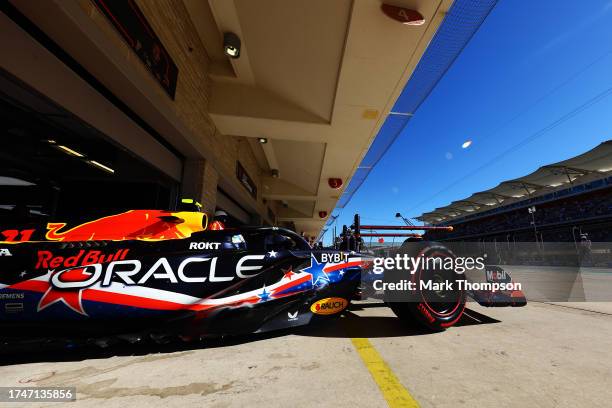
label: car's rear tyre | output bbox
[385,242,466,331]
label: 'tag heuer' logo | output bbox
[310,297,348,315]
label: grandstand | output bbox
[419,141,612,243]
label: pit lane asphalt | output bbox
[1,301,612,408]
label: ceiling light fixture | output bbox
[88,160,115,174]
[57,145,85,157]
[223,32,241,59]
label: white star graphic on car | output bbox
[267,250,278,258]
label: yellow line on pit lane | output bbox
[351,337,420,408]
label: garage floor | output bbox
[1,301,611,408]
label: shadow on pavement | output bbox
[0,306,499,367]
[298,305,500,338]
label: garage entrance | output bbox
[0,69,180,228]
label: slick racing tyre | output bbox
[385,242,466,331]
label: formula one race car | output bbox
[0,210,525,348]
[0,210,369,346]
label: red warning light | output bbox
[381,4,425,25]
[328,178,343,189]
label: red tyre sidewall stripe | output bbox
[414,248,464,318]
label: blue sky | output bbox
[324,0,612,243]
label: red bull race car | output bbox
[0,210,525,350]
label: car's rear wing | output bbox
[336,214,453,251]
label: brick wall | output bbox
[77,0,266,220]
